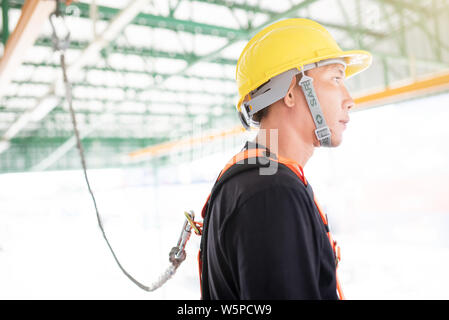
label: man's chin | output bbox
[313,133,343,148]
[331,135,343,147]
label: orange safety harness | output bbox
[185,148,344,300]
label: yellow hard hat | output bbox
[236,18,372,114]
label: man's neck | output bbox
[254,124,314,168]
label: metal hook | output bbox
[49,12,71,52]
[184,211,202,235]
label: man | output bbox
[199,18,372,300]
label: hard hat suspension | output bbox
[241,68,298,129]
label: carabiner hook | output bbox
[172,211,194,261]
[49,12,71,52]
[184,211,203,235]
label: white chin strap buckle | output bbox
[315,127,331,144]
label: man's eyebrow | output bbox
[330,64,345,77]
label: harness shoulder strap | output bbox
[201,148,291,218]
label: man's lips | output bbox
[339,119,349,129]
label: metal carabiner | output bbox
[184,211,202,235]
[173,211,195,260]
[49,12,71,52]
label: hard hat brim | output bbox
[334,49,373,79]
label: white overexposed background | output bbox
[1,92,449,299]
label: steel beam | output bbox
[367,0,448,49]
[2,94,235,110]
[65,1,247,40]
[11,80,236,97]
[11,1,379,40]
[34,37,238,65]
[140,0,320,92]
[22,61,235,82]
[0,135,164,172]
[193,0,276,15]
[0,0,151,155]
[0,0,55,98]
[1,0,9,45]
[30,38,449,72]
[0,105,235,117]
[8,0,246,39]
[24,0,321,171]
[353,70,449,109]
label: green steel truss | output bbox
[1,0,449,172]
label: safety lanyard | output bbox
[49,1,189,293]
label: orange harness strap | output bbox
[199,148,345,300]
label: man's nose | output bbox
[342,85,355,110]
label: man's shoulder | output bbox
[209,162,320,243]
[217,161,308,209]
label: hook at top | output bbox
[49,10,71,53]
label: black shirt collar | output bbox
[242,140,277,159]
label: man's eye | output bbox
[334,77,343,83]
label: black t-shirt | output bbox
[203,141,338,300]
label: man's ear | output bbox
[283,76,297,108]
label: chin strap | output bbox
[298,71,332,147]
[298,58,348,147]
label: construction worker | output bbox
[198,18,372,299]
